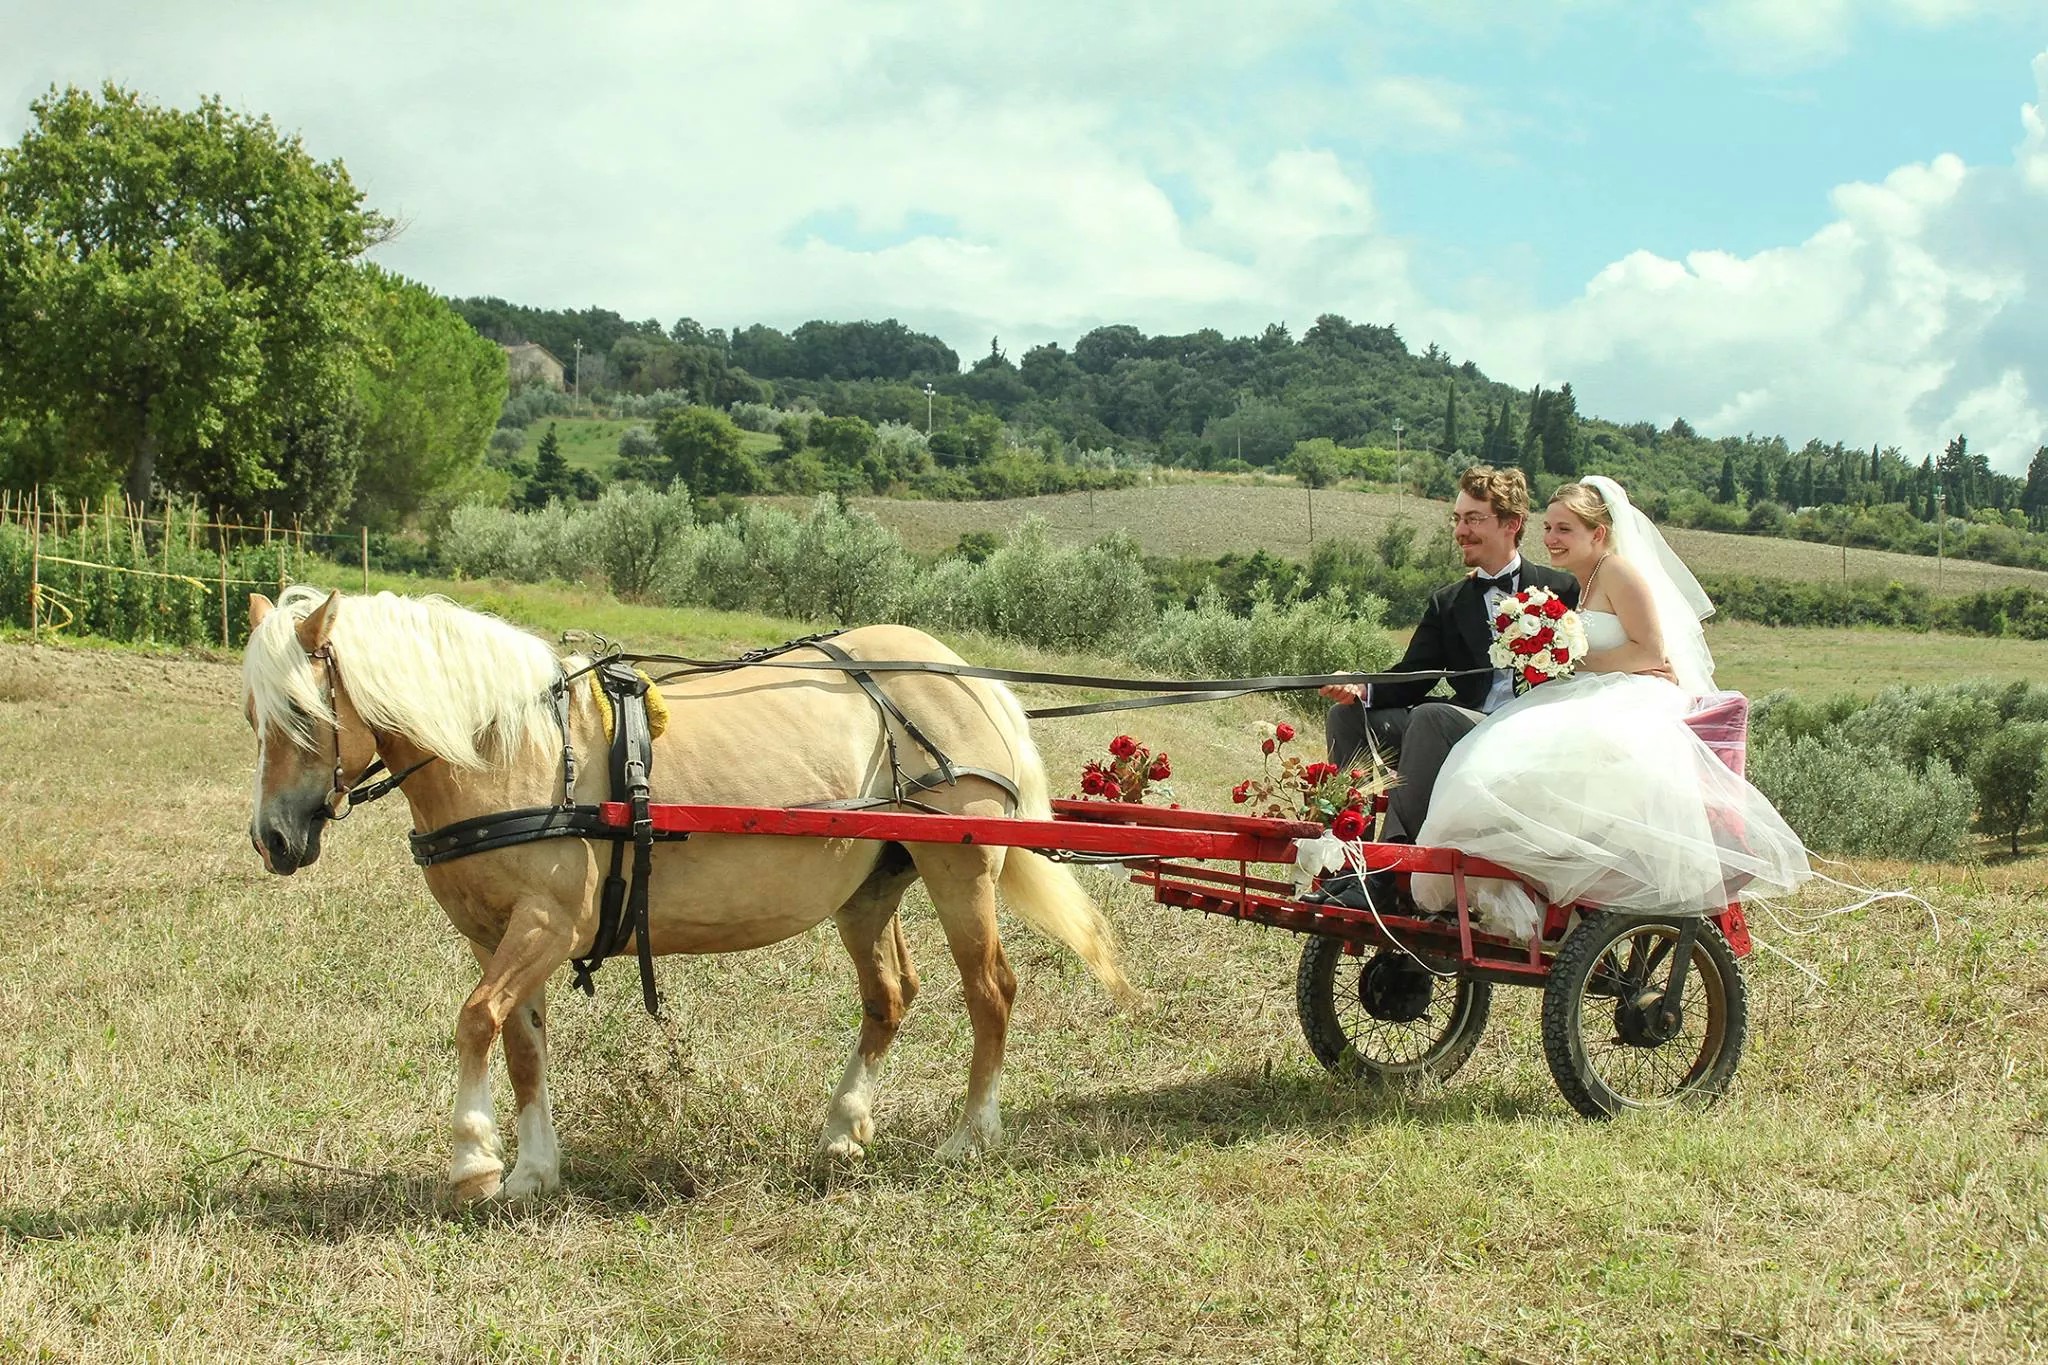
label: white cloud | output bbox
[1440,77,2048,471]
[1693,0,2023,71]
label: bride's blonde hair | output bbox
[1549,482,1614,539]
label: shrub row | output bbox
[1750,680,2048,859]
[438,487,1398,670]
[1700,575,2048,638]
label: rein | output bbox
[601,632,1491,720]
[301,627,1488,1021]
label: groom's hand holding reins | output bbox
[1320,683,1363,704]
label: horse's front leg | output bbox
[466,940,560,1200]
[450,907,573,1203]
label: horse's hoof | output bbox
[502,1164,561,1200]
[819,1132,867,1163]
[935,1124,1000,1162]
[450,1167,504,1204]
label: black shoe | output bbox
[1304,869,1408,913]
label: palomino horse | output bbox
[242,586,1129,1200]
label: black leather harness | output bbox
[402,636,1024,1018]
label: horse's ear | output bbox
[248,594,273,631]
[295,590,342,654]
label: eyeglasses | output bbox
[1449,513,1497,529]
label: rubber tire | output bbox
[1540,913,1747,1119]
[1296,935,1492,1084]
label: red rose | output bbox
[1108,735,1138,759]
[1521,665,1546,688]
[1345,787,1363,804]
[1349,768,1364,781]
[1080,770,1105,795]
[1231,781,1252,804]
[1330,808,1367,841]
[1551,647,1570,664]
[1101,777,1121,799]
[1494,613,1512,632]
[1147,757,1171,781]
[1531,625,1555,649]
[1542,596,1567,620]
[1261,738,1276,755]
[1274,722,1297,743]
[1509,636,1537,656]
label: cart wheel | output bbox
[1540,913,1747,1118]
[1296,935,1491,1084]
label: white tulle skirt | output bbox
[1411,673,1812,940]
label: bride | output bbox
[1410,475,1813,939]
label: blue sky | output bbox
[6,1,2047,469]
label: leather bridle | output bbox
[305,642,434,822]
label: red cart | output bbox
[595,786,1752,1118]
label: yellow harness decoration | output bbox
[588,669,670,743]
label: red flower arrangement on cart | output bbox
[1076,733,1174,804]
[1230,720,1388,840]
[1489,585,1588,692]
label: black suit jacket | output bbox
[1373,562,1581,712]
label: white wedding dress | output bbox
[1411,611,1813,941]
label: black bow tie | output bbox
[1475,570,1519,592]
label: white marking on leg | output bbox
[937,1069,1003,1160]
[503,1082,561,1198]
[447,1067,502,1188]
[819,1047,880,1161]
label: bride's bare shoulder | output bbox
[1587,552,1654,613]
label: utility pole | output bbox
[1935,489,1947,590]
[572,339,584,401]
[1392,417,1404,454]
[923,382,935,435]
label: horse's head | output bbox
[242,589,380,875]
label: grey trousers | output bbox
[1324,700,1482,841]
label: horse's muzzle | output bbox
[253,815,323,875]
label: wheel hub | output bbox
[1614,989,1682,1047]
[1358,952,1433,1024]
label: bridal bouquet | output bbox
[1076,733,1173,804]
[1490,586,1588,692]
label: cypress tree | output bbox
[1746,457,1771,506]
[1442,380,1460,455]
[2023,446,2048,529]
[525,422,574,508]
[1717,456,1738,505]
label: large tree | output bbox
[656,406,760,496]
[349,265,507,528]
[0,84,390,519]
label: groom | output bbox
[1313,465,1578,905]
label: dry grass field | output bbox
[2,592,2044,1362]
[784,484,2048,599]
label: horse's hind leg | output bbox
[820,845,922,1162]
[469,941,560,1199]
[449,904,574,1202]
[912,843,1017,1159]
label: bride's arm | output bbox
[1582,556,1676,679]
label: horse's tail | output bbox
[991,685,1139,1007]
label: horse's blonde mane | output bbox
[242,586,563,769]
